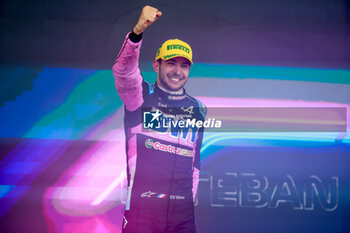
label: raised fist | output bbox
[133,5,162,35]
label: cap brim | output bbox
[161,54,193,65]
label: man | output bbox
[112,5,206,233]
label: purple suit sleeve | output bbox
[112,32,144,111]
[192,121,205,202]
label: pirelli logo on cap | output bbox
[166,44,190,54]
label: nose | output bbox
[174,64,182,75]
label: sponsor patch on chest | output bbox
[145,138,193,157]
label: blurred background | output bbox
[0,0,349,232]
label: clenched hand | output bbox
[133,5,162,35]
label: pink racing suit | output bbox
[113,32,206,233]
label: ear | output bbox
[152,60,160,73]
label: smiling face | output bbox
[153,57,191,92]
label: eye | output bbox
[181,64,190,69]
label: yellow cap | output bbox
[155,39,193,64]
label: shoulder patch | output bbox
[186,94,207,119]
[195,99,207,119]
[144,81,154,95]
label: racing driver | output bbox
[112,5,206,233]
